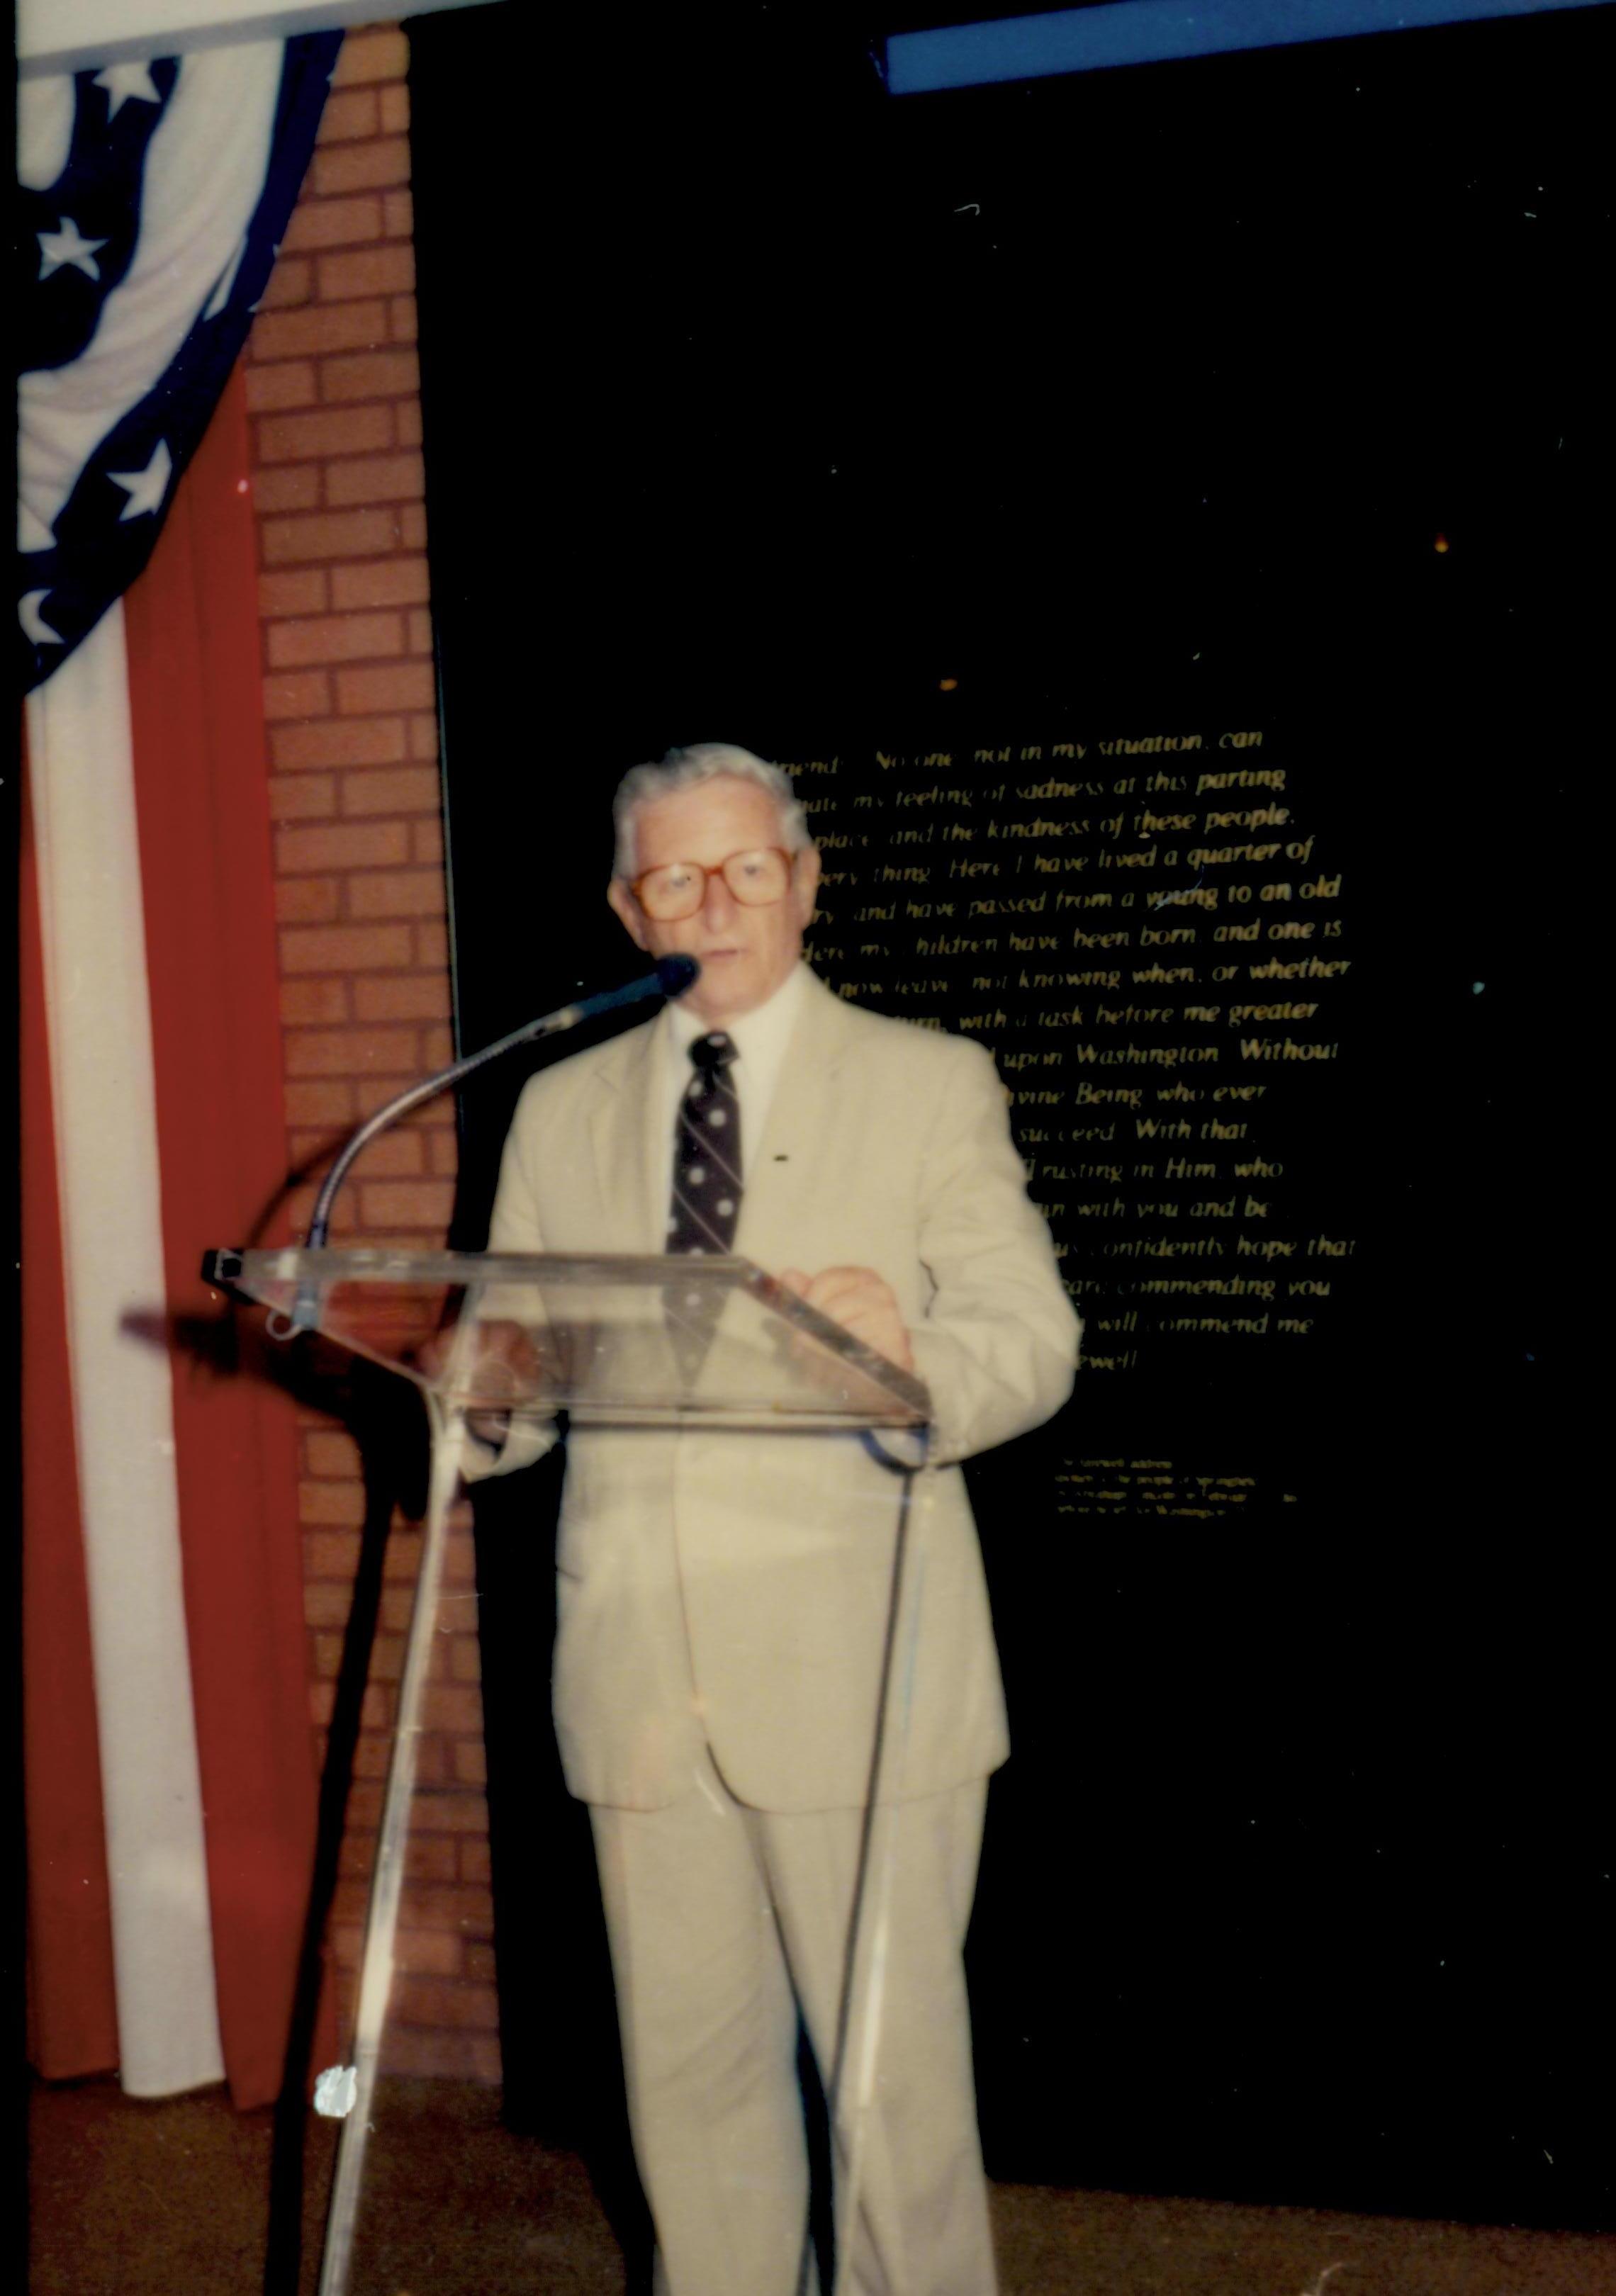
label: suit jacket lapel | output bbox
[736,971,854,1274]
[588,1017,665,1255]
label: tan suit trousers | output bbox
[590,1746,999,2296]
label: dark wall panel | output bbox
[410,0,1609,2227]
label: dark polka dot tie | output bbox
[666,1030,742,1374]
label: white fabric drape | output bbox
[26,602,226,2097]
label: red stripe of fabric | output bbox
[20,752,122,2083]
[122,365,331,2110]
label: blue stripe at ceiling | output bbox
[886,0,1611,94]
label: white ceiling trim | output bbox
[18,0,508,79]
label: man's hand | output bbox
[777,1266,914,1374]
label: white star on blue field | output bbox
[108,439,174,521]
[38,217,109,281]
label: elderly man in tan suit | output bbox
[477,744,1078,2295]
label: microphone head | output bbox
[655,954,700,998]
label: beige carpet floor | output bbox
[28,2074,1614,2295]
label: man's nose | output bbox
[701,868,738,926]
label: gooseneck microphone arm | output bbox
[275,953,698,1334]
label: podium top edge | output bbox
[205,1247,759,1283]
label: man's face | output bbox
[607,776,820,1023]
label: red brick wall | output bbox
[245,25,497,2082]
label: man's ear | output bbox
[607,877,649,952]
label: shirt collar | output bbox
[665,959,807,1069]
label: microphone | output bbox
[267,954,700,1336]
[651,953,698,999]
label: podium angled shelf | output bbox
[205,1244,931,1429]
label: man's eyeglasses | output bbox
[632,847,795,923]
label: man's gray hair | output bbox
[612,743,812,880]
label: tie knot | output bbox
[689,1030,738,1076]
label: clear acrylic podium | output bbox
[207,1244,934,2296]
